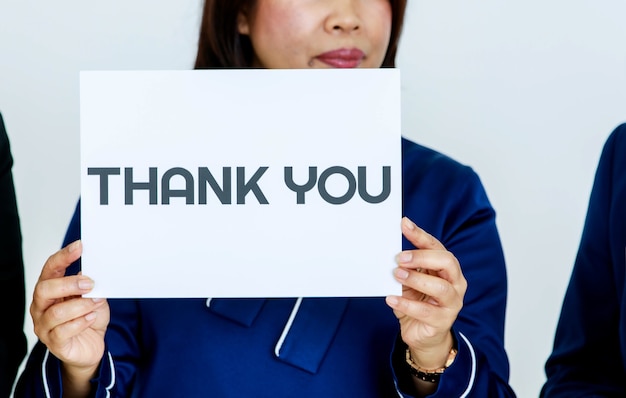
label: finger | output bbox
[46,310,100,349]
[401,217,445,251]
[35,297,105,340]
[90,299,111,329]
[393,269,462,308]
[42,297,105,331]
[385,295,456,327]
[31,275,95,319]
[39,240,82,281]
[395,249,463,284]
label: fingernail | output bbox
[386,296,399,306]
[68,240,81,253]
[78,278,94,290]
[92,297,104,303]
[402,217,415,231]
[85,312,97,321]
[394,268,409,280]
[396,251,412,263]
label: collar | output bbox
[207,297,349,374]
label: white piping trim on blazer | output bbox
[206,297,307,359]
[104,351,116,397]
[459,332,476,398]
[42,349,51,398]
[393,332,477,397]
[42,348,116,398]
[274,297,303,357]
[393,379,403,397]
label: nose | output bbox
[324,0,361,33]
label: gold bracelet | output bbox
[405,346,457,383]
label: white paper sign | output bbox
[80,69,401,298]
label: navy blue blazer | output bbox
[542,124,626,396]
[17,138,515,397]
[0,113,27,398]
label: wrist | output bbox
[61,363,99,397]
[408,332,455,370]
[406,345,457,383]
[405,332,457,383]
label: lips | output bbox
[315,48,365,68]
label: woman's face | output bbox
[237,0,393,69]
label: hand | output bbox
[386,217,467,371]
[30,240,110,391]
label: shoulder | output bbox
[401,138,494,242]
[596,123,626,182]
[604,123,626,156]
[402,137,459,167]
[401,137,481,191]
[0,112,13,174]
[0,112,8,153]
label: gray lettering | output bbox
[358,166,391,204]
[87,167,121,205]
[318,166,356,205]
[125,167,158,205]
[198,167,232,205]
[162,167,194,204]
[284,167,317,204]
[237,167,269,204]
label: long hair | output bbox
[195,0,407,69]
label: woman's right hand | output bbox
[30,240,110,392]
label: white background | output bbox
[1,1,625,396]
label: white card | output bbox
[80,69,401,298]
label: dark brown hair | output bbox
[194,0,407,69]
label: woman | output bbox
[0,112,27,398]
[16,1,514,396]
[542,124,626,396]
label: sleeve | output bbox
[393,151,515,397]
[14,340,118,398]
[14,202,140,397]
[541,125,626,397]
[0,112,27,397]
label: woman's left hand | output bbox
[386,217,467,371]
